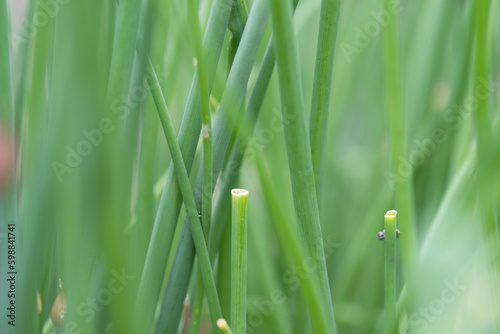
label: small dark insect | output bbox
[377,229,400,241]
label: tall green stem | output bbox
[384,210,398,334]
[0,0,12,122]
[383,0,418,312]
[137,0,234,329]
[269,0,337,331]
[0,0,15,222]
[186,0,213,330]
[230,189,248,332]
[309,0,340,198]
[217,318,234,334]
[472,0,500,329]
[255,157,332,333]
[155,1,270,331]
[146,59,223,333]
[227,0,248,72]
[209,0,299,269]
[103,0,144,331]
[0,5,17,334]
[134,0,168,276]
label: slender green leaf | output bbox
[137,0,234,328]
[230,189,248,332]
[154,1,270,331]
[147,58,223,332]
[269,0,337,331]
[309,0,340,198]
[384,210,398,334]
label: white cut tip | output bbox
[231,188,249,197]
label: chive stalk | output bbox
[384,210,398,334]
[254,157,332,333]
[186,0,214,330]
[209,0,300,266]
[134,7,167,275]
[472,1,500,329]
[146,59,223,333]
[227,0,248,72]
[0,0,12,122]
[383,0,419,312]
[102,0,144,331]
[137,0,234,328]
[269,0,337,331]
[309,0,340,198]
[217,318,234,334]
[154,1,270,330]
[230,189,248,332]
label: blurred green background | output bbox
[0,0,499,333]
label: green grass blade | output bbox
[209,38,275,262]
[186,0,214,330]
[227,0,248,72]
[309,0,340,198]
[208,0,297,259]
[137,0,234,328]
[472,1,500,328]
[383,0,419,312]
[0,0,16,226]
[230,189,248,332]
[269,0,337,331]
[102,0,144,331]
[187,277,205,334]
[217,318,234,334]
[105,0,143,103]
[0,4,17,333]
[384,210,398,334]
[146,59,223,332]
[134,0,170,273]
[0,0,12,121]
[135,97,159,266]
[254,157,332,334]
[155,0,270,330]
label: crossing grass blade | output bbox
[137,0,234,329]
[146,58,223,333]
[154,0,271,331]
[186,0,214,330]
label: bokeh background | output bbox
[1,0,499,333]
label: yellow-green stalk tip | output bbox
[385,210,397,218]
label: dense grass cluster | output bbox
[0,0,499,333]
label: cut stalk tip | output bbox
[231,188,249,197]
[385,210,397,218]
[217,318,233,333]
